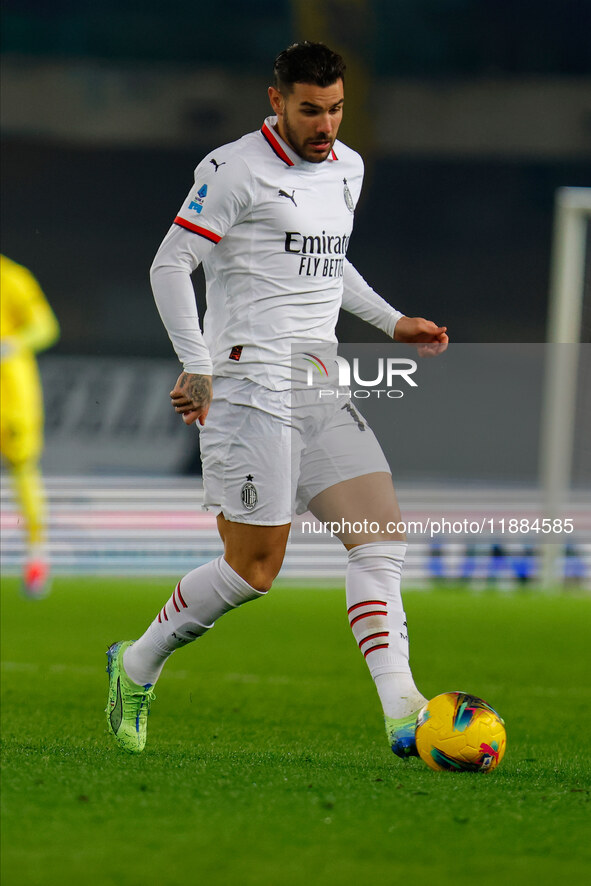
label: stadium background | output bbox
[1,0,590,582]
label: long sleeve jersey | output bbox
[151,116,402,390]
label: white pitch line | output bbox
[0,661,297,685]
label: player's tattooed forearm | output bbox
[179,372,212,406]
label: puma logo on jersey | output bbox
[210,158,226,172]
[278,189,297,207]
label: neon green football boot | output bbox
[105,641,155,754]
[385,711,421,759]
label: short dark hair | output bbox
[273,41,346,93]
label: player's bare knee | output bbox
[384,529,407,543]
[226,552,283,592]
[252,554,284,591]
[251,574,275,593]
[241,564,278,593]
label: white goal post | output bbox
[539,187,591,588]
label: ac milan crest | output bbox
[343,178,354,213]
[241,474,258,510]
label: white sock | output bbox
[123,556,264,685]
[346,542,427,719]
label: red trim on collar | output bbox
[261,122,295,167]
[331,148,338,160]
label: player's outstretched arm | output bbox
[393,316,449,357]
[341,262,447,357]
[170,372,213,426]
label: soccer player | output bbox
[1,255,60,597]
[106,42,448,756]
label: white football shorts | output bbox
[199,376,391,525]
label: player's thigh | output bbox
[309,472,405,546]
[217,514,291,588]
[0,362,43,465]
[297,398,404,545]
[0,410,42,466]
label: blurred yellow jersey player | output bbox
[1,255,59,597]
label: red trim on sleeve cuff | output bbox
[174,217,222,243]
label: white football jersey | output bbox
[151,116,402,390]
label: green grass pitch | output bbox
[1,577,590,886]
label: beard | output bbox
[282,111,334,163]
